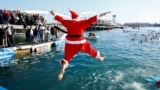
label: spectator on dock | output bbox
[10,10,17,24]
[0,9,3,24]
[1,25,8,47]
[53,26,59,39]
[25,26,30,42]
[34,25,43,43]
[44,26,50,42]
[0,25,3,45]
[0,9,46,26]
[3,9,10,24]
[50,25,55,40]
[27,25,34,44]
[22,18,27,29]
[5,23,15,47]
[39,24,43,42]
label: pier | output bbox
[0,24,65,67]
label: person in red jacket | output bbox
[50,9,111,80]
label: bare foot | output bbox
[58,70,65,80]
[98,54,105,62]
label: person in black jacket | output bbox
[0,9,3,24]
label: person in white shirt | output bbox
[6,23,15,47]
[28,25,34,44]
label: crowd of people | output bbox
[0,23,60,47]
[25,24,59,44]
[0,9,61,48]
[123,29,160,43]
[0,9,46,28]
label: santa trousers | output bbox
[62,40,99,64]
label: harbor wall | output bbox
[0,24,65,67]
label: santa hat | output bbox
[69,9,79,19]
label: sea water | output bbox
[1,27,160,90]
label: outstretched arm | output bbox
[49,10,70,19]
[99,11,111,17]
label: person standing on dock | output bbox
[44,26,50,42]
[50,25,58,41]
[34,25,43,43]
[5,23,15,47]
[50,25,54,41]
[27,25,34,44]
[1,25,8,47]
[0,9,3,24]
[50,9,111,80]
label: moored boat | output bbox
[86,35,99,40]
[85,32,99,40]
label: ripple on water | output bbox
[62,62,160,90]
[1,28,160,90]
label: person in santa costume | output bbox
[50,9,111,80]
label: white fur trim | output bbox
[65,39,86,44]
[60,59,69,66]
[96,51,100,58]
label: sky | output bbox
[1,0,160,24]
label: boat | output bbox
[86,35,99,40]
[86,19,124,31]
[85,32,99,40]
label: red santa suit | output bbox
[53,9,101,66]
